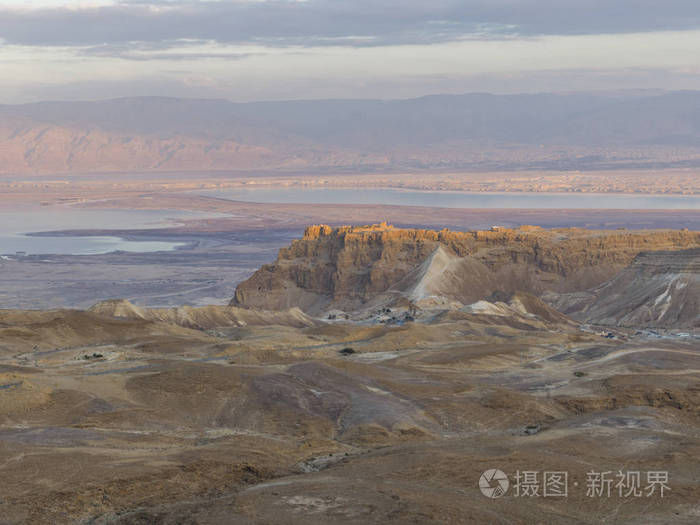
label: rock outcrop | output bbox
[549,248,700,328]
[89,299,318,329]
[231,223,700,314]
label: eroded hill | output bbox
[549,248,700,328]
[0,286,699,523]
[232,223,700,325]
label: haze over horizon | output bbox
[2,1,700,103]
[0,87,680,106]
[3,90,700,176]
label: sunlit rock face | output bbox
[231,223,700,316]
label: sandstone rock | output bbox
[232,223,700,315]
[550,247,700,328]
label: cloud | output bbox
[79,41,260,61]
[2,2,700,104]
[0,0,698,50]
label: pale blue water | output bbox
[199,187,700,210]
[0,208,202,255]
[0,234,186,256]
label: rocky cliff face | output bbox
[231,223,700,314]
[549,248,699,328]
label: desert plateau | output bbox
[0,222,698,523]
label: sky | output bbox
[2,0,700,103]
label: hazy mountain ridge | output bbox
[2,91,700,174]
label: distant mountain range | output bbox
[2,91,700,175]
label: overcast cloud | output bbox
[2,1,700,48]
[1,1,700,102]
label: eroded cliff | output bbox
[549,248,700,328]
[231,223,700,314]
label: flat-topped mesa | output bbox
[231,224,700,314]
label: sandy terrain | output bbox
[0,300,697,523]
[0,214,698,523]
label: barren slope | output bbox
[1,226,699,523]
[232,223,700,314]
[550,248,700,328]
[0,297,698,523]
